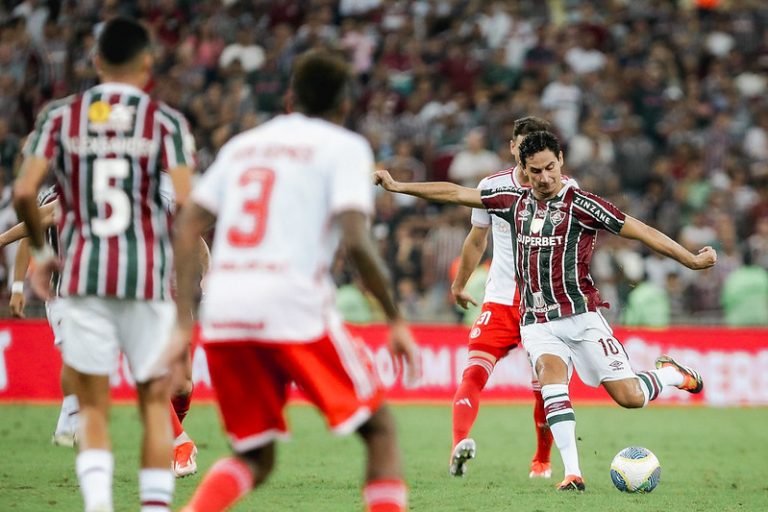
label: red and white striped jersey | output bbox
[471,167,577,307]
[192,113,375,343]
[481,183,626,325]
[23,82,195,300]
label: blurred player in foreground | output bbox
[448,117,563,478]
[171,49,419,512]
[13,17,194,512]
[374,130,714,492]
[2,179,202,477]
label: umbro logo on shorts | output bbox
[609,360,624,371]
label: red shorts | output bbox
[467,302,522,360]
[203,324,383,453]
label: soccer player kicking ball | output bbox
[170,49,419,512]
[449,117,569,479]
[374,130,714,492]
[14,17,195,512]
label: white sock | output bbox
[173,431,192,447]
[76,449,114,512]
[139,468,175,512]
[55,394,79,433]
[541,384,581,478]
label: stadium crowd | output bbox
[0,0,767,325]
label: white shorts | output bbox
[521,311,636,387]
[45,299,65,347]
[58,296,176,383]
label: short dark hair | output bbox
[98,17,151,67]
[519,131,562,168]
[513,116,552,138]
[291,50,352,116]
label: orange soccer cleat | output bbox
[556,474,585,491]
[655,355,704,394]
[173,440,198,478]
[529,460,552,478]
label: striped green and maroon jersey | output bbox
[23,82,195,300]
[481,183,626,325]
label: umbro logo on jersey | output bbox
[609,360,624,371]
[455,398,472,408]
[518,210,531,220]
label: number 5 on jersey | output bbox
[92,158,131,237]
[227,167,275,247]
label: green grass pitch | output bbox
[1,403,766,511]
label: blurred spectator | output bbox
[448,128,502,187]
[721,251,768,326]
[540,66,582,141]
[622,279,671,328]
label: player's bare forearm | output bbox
[173,203,215,328]
[0,201,58,248]
[373,170,483,207]
[338,210,401,322]
[13,156,49,250]
[452,226,488,294]
[619,215,717,270]
[13,239,31,283]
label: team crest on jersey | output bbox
[549,209,565,226]
[470,327,481,338]
[89,102,135,132]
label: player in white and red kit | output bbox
[450,117,571,478]
[375,130,713,492]
[171,50,418,512]
[14,18,194,512]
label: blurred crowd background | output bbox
[0,0,767,326]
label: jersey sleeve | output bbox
[329,135,375,216]
[572,190,626,234]
[191,147,229,215]
[480,186,525,213]
[23,100,65,160]
[471,179,491,227]
[159,106,196,170]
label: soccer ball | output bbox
[610,446,661,493]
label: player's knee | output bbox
[358,405,397,442]
[240,444,276,486]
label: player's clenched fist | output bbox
[373,170,398,191]
[690,246,717,270]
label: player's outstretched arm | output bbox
[13,155,58,300]
[619,215,717,270]
[338,210,420,383]
[373,170,484,208]
[452,226,489,310]
[0,200,59,248]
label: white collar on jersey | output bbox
[92,82,147,96]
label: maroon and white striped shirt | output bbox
[23,82,195,300]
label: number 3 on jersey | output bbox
[227,167,275,247]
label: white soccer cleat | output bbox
[449,438,476,477]
[51,430,77,448]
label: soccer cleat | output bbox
[529,460,552,478]
[173,441,198,478]
[556,474,585,491]
[655,355,704,393]
[449,438,476,477]
[51,430,77,448]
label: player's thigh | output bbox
[115,300,175,383]
[565,312,635,387]
[467,302,522,361]
[203,341,291,453]
[520,321,571,372]
[57,297,121,377]
[287,322,383,436]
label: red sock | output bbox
[532,388,553,463]
[172,387,193,423]
[181,457,253,512]
[452,359,492,447]
[170,402,185,439]
[363,479,407,512]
